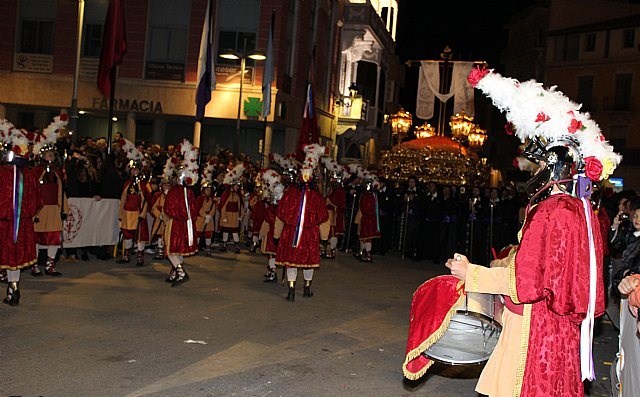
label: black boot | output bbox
[45,257,62,276]
[3,282,20,306]
[360,251,373,263]
[136,250,145,267]
[0,270,6,284]
[30,263,43,277]
[263,268,277,283]
[117,249,131,264]
[154,246,165,260]
[303,280,314,298]
[286,281,295,302]
[171,264,190,287]
[165,266,177,283]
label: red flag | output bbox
[296,82,319,161]
[97,0,127,97]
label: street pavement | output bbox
[0,248,620,397]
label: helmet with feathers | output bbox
[469,67,621,203]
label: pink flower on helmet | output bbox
[535,112,550,123]
[467,67,490,87]
[568,119,582,133]
[584,156,603,181]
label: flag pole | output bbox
[261,9,275,169]
[69,0,85,135]
[107,66,117,154]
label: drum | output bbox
[423,292,503,365]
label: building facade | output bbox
[503,0,640,190]
[0,0,401,164]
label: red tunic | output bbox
[260,204,277,255]
[326,186,346,236]
[119,179,150,242]
[0,165,43,270]
[163,186,197,256]
[195,194,216,238]
[275,185,329,268]
[356,191,380,240]
[218,189,241,233]
[513,194,605,397]
[250,200,267,234]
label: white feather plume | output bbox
[473,70,622,180]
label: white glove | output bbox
[205,215,212,223]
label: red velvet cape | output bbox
[0,165,43,270]
[163,186,197,256]
[513,194,605,397]
[275,185,328,268]
[357,191,380,240]
[327,186,346,235]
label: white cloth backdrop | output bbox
[416,61,475,120]
[63,198,120,247]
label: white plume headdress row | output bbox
[177,139,199,186]
[469,68,621,181]
[0,115,69,157]
[223,163,245,185]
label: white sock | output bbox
[360,241,365,251]
[205,238,211,246]
[124,239,133,250]
[252,235,259,243]
[7,270,20,282]
[232,233,240,243]
[157,238,163,249]
[168,255,181,267]
[47,246,58,258]
[223,232,229,242]
[364,242,372,252]
[286,268,298,282]
[330,237,337,250]
[268,257,276,269]
[303,269,314,281]
[137,242,145,252]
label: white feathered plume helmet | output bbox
[300,144,326,181]
[32,114,68,156]
[201,158,216,188]
[362,170,380,190]
[118,138,144,169]
[346,163,365,179]
[177,139,199,186]
[321,156,346,183]
[0,120,30,160]
[270,152,298,172]
[223,163,245,185]
[468,68,621,182]
[162,156,179,184]
[260,168,282,200]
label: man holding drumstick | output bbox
[446,68,620,397]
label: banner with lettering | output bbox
[63,198,120,248]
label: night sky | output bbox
[395,0,537,113]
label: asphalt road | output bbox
[0,248,620,397]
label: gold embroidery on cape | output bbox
[512,304,532,397]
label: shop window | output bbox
[146,0,190,81]
[18,0,56,55]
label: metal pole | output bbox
[235,37,247,156]
[69,0,85,134]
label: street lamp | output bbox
[219,43,265,155]
[389,107,412,145]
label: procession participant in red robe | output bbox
[355,172,381,262]
[150,158,178,260]
[274,144,330,302]
[117,139,151,266]
[258,169,282,282]
[442,69,621,396]
[321,158,347,259]
[218,163,244,253]
[0,125,44,306]
[248,183,267,253]
[30,117,68,276]
[195,174,216,256]
[163,140,198,286]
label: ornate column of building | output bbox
[126,112,136,142]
